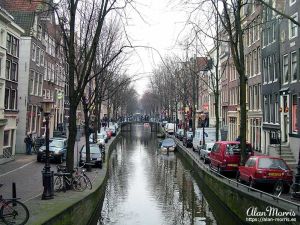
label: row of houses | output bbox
[0,0,110,159]
[197,0,300,167]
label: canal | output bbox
[95,124,245,225]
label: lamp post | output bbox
[41,99,54,200]
[200,113,206,146]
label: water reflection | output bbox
[97,125,240,225]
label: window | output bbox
[274,94,279,123]
[253,49,257,75]
[257,47,261,73]
[12,37,18,56]
[34,72,39,95]
[31,44,36,61]
[36,47,40,65]
[4,88,9,109]
[11,63,17,81]
[39,74,43,96]
[291,51,297,81]
[292,95,298,133]
[40,50,44,66]
[283,54,289,83]
[37,25,42,40]
[5,60,10,79]
[29,70,34,95]
[273,55,277,80]
[264,95,269,122]
[272,23,276,42]
[10,89,16,110]
[31,106,36,132]
[263,58,267,83]
[289,13,298,39]
[6,34,12,54]
[3,130,9,147]
[269,94,273,122]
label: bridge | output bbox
[120,121,160,132]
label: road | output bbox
[0,136,86,202]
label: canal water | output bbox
[96,125,244,225]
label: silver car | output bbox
[199,143,215,164]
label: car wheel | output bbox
[56,155,63,164]
[99,162,103,169]
[204,156,207,164]
[37,155,42,162]
[273,181,284,196]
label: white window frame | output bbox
[291,51,297,82]
[283,54,289,84]
[290,0,296,6]
[10,88,17,110]
[31,43,36,61]
[289,13,298,39]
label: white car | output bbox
[199,143,215,163]
[96,133,106,146]
[192,128,219,151]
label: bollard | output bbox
[12,182,16,206]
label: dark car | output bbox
[183,131,193,148]
[79,144,103,168]
[159,138,176,153]
[37,138,67,163]
[175,129,184,141]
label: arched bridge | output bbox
[120,121,160,132]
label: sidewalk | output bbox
[0,134,118,224]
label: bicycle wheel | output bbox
[72,175,87,192]
[273,180,284,197]
[0,200,29,225]
[84,175,92,190]
[54,176,63,192]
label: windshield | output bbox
[186,132,193,138]
[81,145,101,154]
[49,140,64,148]
[226,144,252,155]
[97,134,105,139]
[177,129,184,134]
[205,143,214,150]
[258,158,289,170]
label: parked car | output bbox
[199,142,215,164]
[37,137,67,163]
[106,129,112,139]
[159,138,176,153]
[175,129,184,141]
[237,156,293,192]
[108,126,116,136]
[165,123,176,134]
[192,128,220,151]
[209,141,254,174]
[79,144,103,168]
[161,120,168,127]
[182,131,193,148]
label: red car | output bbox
[210,141,253,174]
[106,129,112,139]
[237,156,293,193]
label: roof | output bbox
[1,0,42,12]
[9,11,35,35]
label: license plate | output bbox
[227,164,238,167]
[268,173,282,176]
[92,158,97,160]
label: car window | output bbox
[81,145,101,154]
[226,144,252,155]
[258,158,289,170]
[211,143,219,152]
[49,140,64,148]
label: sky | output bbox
[124,0,191,96]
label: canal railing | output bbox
[171,135,300,215]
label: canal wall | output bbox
[176,143,300,225]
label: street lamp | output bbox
[41,99,55,200]
[200,113,206,146]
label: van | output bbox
[165,123,176,134]
[192,128,219,151]
[209,141,254,174]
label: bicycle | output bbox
[54,165,87,192]
[0,195,29,225]
[75,163,93,190]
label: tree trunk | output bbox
[66,98,76,172]
[83,101,91,164]
[215,91,220,141]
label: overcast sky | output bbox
[124,0,190,96]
